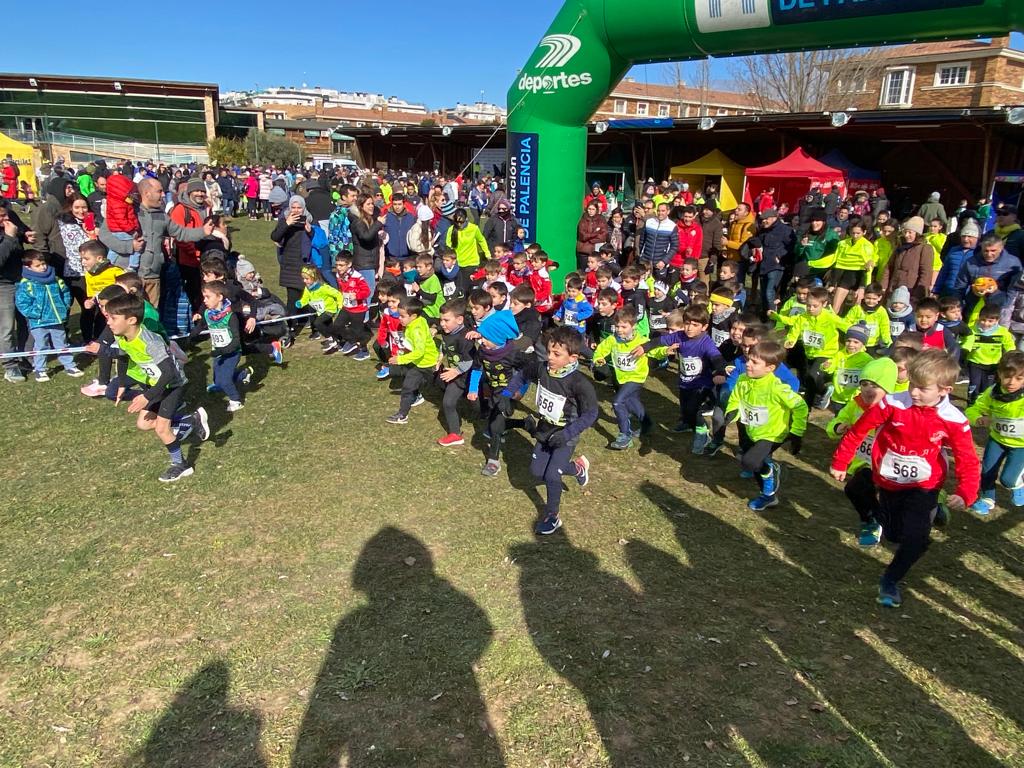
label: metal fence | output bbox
[5,129,208,165]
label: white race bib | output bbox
[650,314,667,330]
[563,309,577,326]
[879,451,932,484]
[681,356,703,377]
[140,361,161,380]
[343,292,357,308]
[389,330,405,349]
[864,323,877,340]
[711,328,729,346]
[836,368,860,388]
[855,433,875,463]
[209,328,231,348]
[890,320,906,337]
[442,281,456,297]
[535,384,567,424]
[614,351,638,372]
[739,404,768,428]
[311,299,326,314]
[993,417,1024,438]
[802,330,824,349]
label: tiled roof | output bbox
[607,78,763,109]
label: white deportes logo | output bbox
[536,34,581,68]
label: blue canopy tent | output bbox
[819,149,882,193]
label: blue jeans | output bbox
[213,351,243,402]
[30,326,75,373]
[980,439,1024,497]
[358,268,377,321]
[612,381,645,435]
[760,270,783,316]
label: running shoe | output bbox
[535,514,563,535]
[574,456,590,487]
[858,521,883,547]
[159,463,194,483]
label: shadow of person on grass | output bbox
[131,659,266,768]
[291,527,504,768]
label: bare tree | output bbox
[729,48,886,113]
[661,60,714,117]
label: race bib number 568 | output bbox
[879,451,931,484]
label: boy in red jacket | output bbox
[830,349,980,608]
[334,253,372,360]
[528,249,557,316]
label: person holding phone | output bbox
[271,195,315,334]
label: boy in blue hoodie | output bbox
[553,273,594,334]
[14,251,84,381]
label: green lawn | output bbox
[1,219,1022,767]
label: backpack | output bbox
[327,206,352,256]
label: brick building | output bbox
[838,37,1024,110]
[592,77,767,119]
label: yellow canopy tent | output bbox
[0,131,38,193]
[669,149,745,210]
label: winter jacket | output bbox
[724,212,756,261]
[751,220,795,275]
[406,221,437,258]
[169,192,210,269]
[258,175,273,200]
[575,213,608,257]
[271,216,313,291]
[832,235,875,273]
[726,372,808,444]
[337,269,371,314]
[796,228,839,271]
[933,244,977,296]
[700,213,723,262]
[244,175,259,199]
[395,315,440,368]
[384,209,415,260]
[637,217,678,263]
[917,201,948,228]
[350,213,384,272]
[104,174,139,233]
[304,183,335,222]
[216,175,236,202]
[483,213,520,253]
[15,266,72,328]
[100,204,205,280]
[881,241,934,303]
[954,250,1023,310]
[832,391,980,503]
[32,176,72,258]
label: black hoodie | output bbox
[32,176,72,258]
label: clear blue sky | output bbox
[2,4,1020,108]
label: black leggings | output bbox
[738,425,779,484]
[679,387,713,429]
[68,277,103,343]
[285,288,309,331]
[802,356,830,406]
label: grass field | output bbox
[1,219,1023,767]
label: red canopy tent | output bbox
[744,148,846,211]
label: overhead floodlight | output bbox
[28,78,37,87]
[113,81,122,91]
[830,111,850,128]
[1008,107,1024,126]
[698,117,716,131]
[594,121,609,134]
[441,126,453,137]
[380,126,391,136]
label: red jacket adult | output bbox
[831,392,980,503]
[672,220,704,266]
[337,268,371,314]
[170,198,209,268]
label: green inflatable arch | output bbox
[506,0,1022,289]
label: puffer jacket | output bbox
[724,212,756,261]
[638,217,678,263]
[15,266,72,328]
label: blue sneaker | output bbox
[760,461,781,497]
[411,394,426,408]
[703,439,723,457]
[739,469,754,479]
[535,514,563,535]
[340,341,358,355]
[877,579,902,608]
[610,433,633,450]
[970,498,995,517]
[352,349,370,361]
[206,383,222,394]
[858,521,883,547]
[691,427,710,455]
[1013,487,1024,508]
[270,340,283,365]
[376,365,390,380]
[573,456,590,487]
[748,493,779,511]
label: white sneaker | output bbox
[34,371,50,382]
[226,400,244,413]
[64,367,85,378]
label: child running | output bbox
[724,341,808,511]
[831,349,979,607]
[105,292,209,482]
[189,280,250,413]
[965,351,1024,514]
